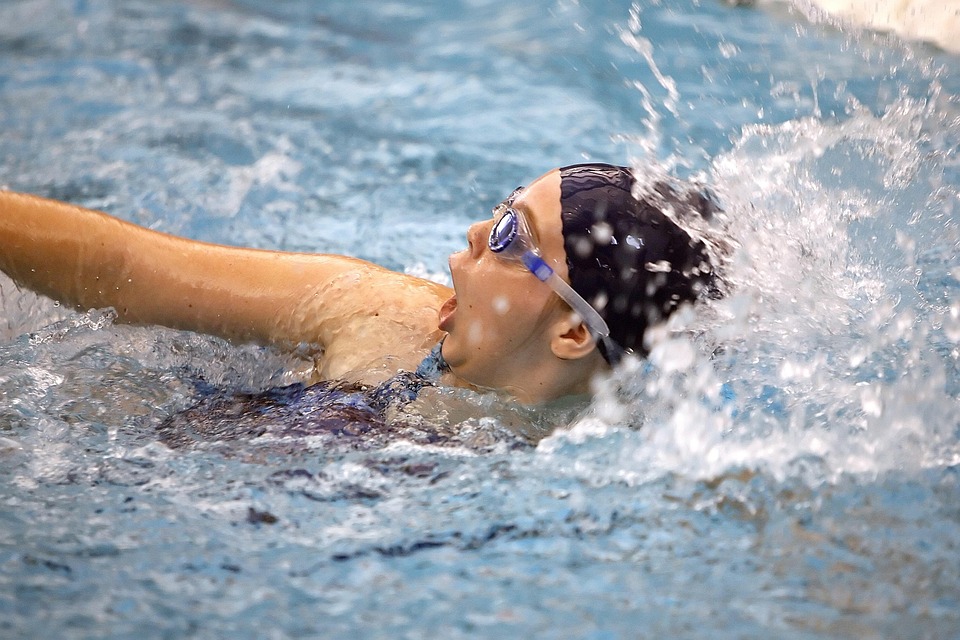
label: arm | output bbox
[0,191,450,368]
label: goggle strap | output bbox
[521,252,610,337]
[545,271,611,338]
[499,216,616,351]
[520,251,554,282]
[502,218,610,350]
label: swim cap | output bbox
[559,163,718,363]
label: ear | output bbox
[549,312,598,361]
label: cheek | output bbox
[458,299,513,351]
[463,309,512,351]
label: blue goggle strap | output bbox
[520,250,611,339]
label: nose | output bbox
[465,220,489,259]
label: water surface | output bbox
[1,0,958,637]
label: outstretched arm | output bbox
[0,191,450,372]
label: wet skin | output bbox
[0,169,604,402]
[439,169,604,400]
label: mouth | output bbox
[438,294,457,331]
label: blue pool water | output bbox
[1,0,959,637]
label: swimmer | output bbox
[0,164,720,403]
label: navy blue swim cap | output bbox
[559,163,719,363]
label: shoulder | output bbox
[285,259,451,380]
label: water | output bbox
[1,0,959,637]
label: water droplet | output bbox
[719,41,739,59]
[645,260,672,273]
[860,384,884,418]
[592,222,613,244]
[574,237,592,258]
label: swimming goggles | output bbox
[488,204,611,342]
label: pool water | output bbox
[1,0,959,637]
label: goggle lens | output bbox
[489,209,519,253]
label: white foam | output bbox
[539,93,960,486]
[785,0,960,52]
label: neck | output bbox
[447,356,603,404]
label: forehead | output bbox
[498,186,524,208]
[512,168,560,213]
[508,169,564,256]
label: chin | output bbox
[438,333,462,369]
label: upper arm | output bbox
[0,191,451,358]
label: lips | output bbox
[438,294,457,331]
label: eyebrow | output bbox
[502,193,553,256]
[494,186,524,211]
[488,186,543,247]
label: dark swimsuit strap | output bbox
[360,340,448,412]
[414,339,449,383]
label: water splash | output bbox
[551,88,960,485]
[617,2,682,166]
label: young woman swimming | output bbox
[0,163,719,403]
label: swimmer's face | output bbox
[441,169,573,396]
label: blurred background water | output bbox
[0,0,958,637]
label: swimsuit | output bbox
[414,339,449,382]
[158,342,449,449]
